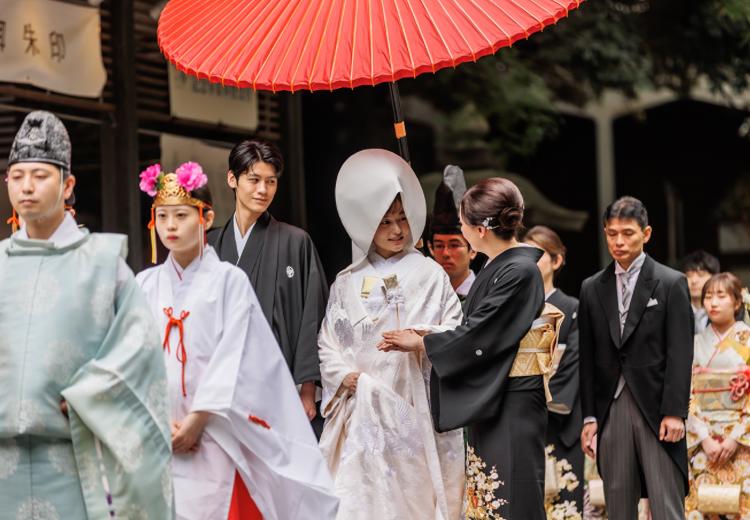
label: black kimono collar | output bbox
[484,243,543,270]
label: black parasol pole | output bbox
[388,82,411,164]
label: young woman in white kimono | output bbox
[318,149,465,520]
[135,163,339,520]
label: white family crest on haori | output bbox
[319,149,465,519]
[136,246,339,520]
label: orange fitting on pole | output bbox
[394,121,407,139]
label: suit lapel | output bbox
[620,256,659,346]
[595,264,622,348]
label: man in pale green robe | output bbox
[0,111,173,519]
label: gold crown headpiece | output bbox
[140,162,211,264]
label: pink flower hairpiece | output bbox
[139,163,163,197]
[175,161,208,192]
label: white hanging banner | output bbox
[0,0,106,98]
[168,64,259,131]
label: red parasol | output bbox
[158,0,582,160]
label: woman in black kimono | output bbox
[379,178,548,520]
[524,225,583,515]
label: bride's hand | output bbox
[341,372,361,393]
[377,329,425,353]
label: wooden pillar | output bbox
[111,0,142,267]
[595,115,616,267]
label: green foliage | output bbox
[402,0,750,157]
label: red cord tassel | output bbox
[6,209,19,233]
[163,307,190,397]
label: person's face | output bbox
[429,233,476,280]
[703,284,740,328]
[459,212,484,253]
[372,198,411,258]
[6,162,74,223]
[227,161,278,215]
[686,269,712,303]
[525,240,562,285]
[155,205,215,256]
[604,218,651,266]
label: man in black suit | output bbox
[578,197,693,520]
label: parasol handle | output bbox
[388,82,411,164]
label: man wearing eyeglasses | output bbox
[428,165,477,301]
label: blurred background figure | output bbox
[679,250,721,334]
[428,165,477,301]
[524,225,583,517]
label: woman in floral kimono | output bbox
[687,272,750,519]
[318,149,465,520]
[136,163,338,520]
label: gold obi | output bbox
[509,303,564,402]
[692,368,750,412]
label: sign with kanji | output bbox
[0,0,106,98]
[168,64,259,131]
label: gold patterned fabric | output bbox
[509,303,564,402]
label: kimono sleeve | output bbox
[62,272,174,520]
[686,390,710,450]
[424,261,543,379]
[318,278,358,417]
[291,235,329,385]
[186,268,338,519]
[190,270,254,414]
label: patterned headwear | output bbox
[139,162,210,264]
[430,164,467,237]
[9,111,71,173]
[6,111,74,233]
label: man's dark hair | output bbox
[603,196,649,229]
[228,139,284,179]
[679,250,720,275]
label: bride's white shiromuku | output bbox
[319,149,465,520]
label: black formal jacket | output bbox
[208,212,328,384]
[578,254,693,493]
[547,289,582,449]
[425,246,545,432]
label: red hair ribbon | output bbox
[248,415,271,429]
[163,307,190,397]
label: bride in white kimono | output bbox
[319,149,465,520]
[135,163,339,520]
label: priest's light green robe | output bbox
[0,226,174,520]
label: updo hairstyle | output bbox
[460,178,525,240]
